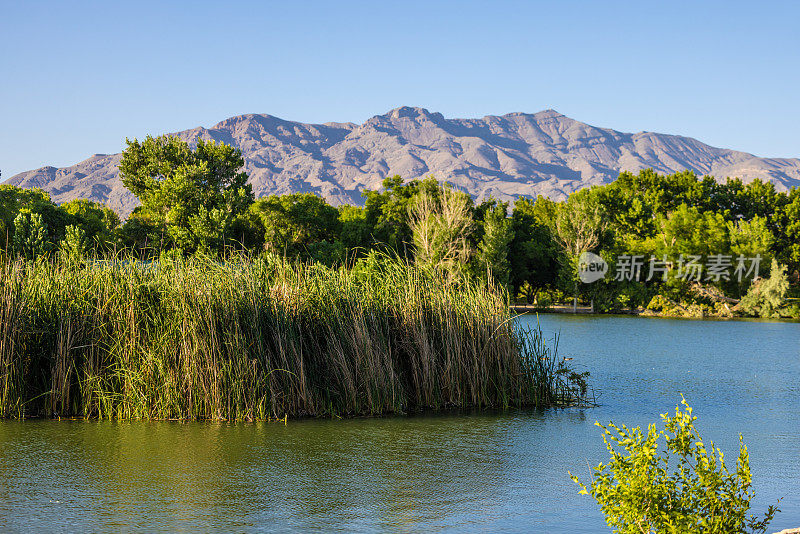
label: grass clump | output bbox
[0,254,587,420]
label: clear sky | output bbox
[1,0,798,179]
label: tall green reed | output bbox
[0,255,587,420]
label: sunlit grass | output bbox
[0,255,586,420]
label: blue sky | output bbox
[1,1,798,179]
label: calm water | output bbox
[0,315,797,533]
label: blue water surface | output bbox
[0,315,797,532]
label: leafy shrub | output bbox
[58,225,87,263]
[571,398,778,533]
[646,294,671,312]
[739,259,789,318]
[13,212,48,259]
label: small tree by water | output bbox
[571,398,778,533]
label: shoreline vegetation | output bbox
[0,134,797,419]
[0,255,589,421]
[0,137,794,531]
[1,135,798,323]
[511,303,800,321]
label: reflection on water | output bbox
[0,315,797,533]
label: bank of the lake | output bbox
[0,314,796,532]
[513,303,800,321]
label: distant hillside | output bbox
[8,107,800,216]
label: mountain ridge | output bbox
[7,107,800,217]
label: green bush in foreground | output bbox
[0,254,587,420]
[571,398,778,533]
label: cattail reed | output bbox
[0,255,586,420]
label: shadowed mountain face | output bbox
[7,107,800,216]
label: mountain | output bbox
[7,107,800,216]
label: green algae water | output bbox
[0,315,797,532]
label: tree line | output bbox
[2,135,798,317]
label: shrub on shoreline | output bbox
[571,398,779,533]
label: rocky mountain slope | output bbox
[7,107,800,216]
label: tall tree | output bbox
[409,185,474,279]
[119,135,253,252]
[478,202,513,287]
[509,198,560,302]
[553,190,606,258]
[362,175,442,255]
[551,190,607,308]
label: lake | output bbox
[0,315,797,532]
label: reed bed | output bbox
[0,255,586,420]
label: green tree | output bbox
[61,199,120,250]
[553,190,606,258]
[249,193,341,259]
[0,185,73,248]
[338,204,373,253]
[600,170,719,236]
[477,202,513,287]
[651,204,729,258]
[362,175,443,255]
[571,398,778,533]
[775,187,800,274]
[728,216,774,261]
[551,190,606,306]
[713,178,786,223]
[119,135,253,252]
[509,197,560,301]
[13,212,48,259]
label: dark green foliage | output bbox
[776,187,800,273]
[338,204,372,253]
[597,170,718,237]
[249,193,341,258]
[478,201,513,286]
[541,171,798,313]
[509,198,559,300]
